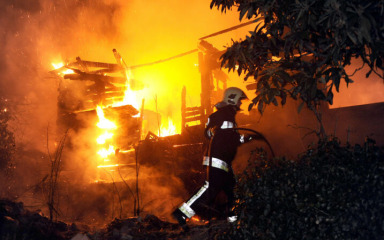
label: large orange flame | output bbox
[96,106,118,169]
[159,117,177,137]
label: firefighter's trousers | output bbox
[178,165,235,220]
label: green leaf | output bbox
[280,91,287,105]
[239,7,248,21]
[211,0,384,127]
[347,31,358,44]
[276,70,292,83]
[298,101,305,114]
[272,98,278,106]
[253,94,261,104]
[258,100,264,113]
[327,87,334,105]
[310,84,317,98]
[376,57,383,69]
[345,75,354,87]
[334,75,341,92]
[267,90,276,103]
[366,69,372,78]
[248,103,254,111]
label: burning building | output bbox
[44,37,245,222]
[50,39,231,182]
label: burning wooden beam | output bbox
[69,57,122,72]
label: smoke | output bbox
[0,0,257,223]
[331,58,384,108]
[2,0,382,226]
[1,0,253,140]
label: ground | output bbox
[0,199,229,240]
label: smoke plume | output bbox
[0,0,255,223]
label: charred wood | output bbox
[69,58,122,72]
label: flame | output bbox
[111,68,141,110]
[52,62,64,69]
[159,117,177,137]
[51,62,74,75]
[97,145,115,159]
[112,86,140,111]
[96,131,114,144]
[96,106,117,129]
[96,106,117,169]
[189,216,209,224]
[191,216,200,222]
[51,57,183,182]
[97,164,119,168]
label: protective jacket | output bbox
[204,105,244,167]
[177,105,248,220]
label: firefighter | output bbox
[172,87,254,229]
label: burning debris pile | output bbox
[49,43,226,186]
[51,49,146,183]
[43,48,211,225]
[53,49,140,112]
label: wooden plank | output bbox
[185,106,201,111]
[184,111,202,118]
[185,115,203,122]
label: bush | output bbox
[219,139,384,240]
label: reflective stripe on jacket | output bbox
[202,156,229,172]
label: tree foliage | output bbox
[217,140,384,239]
[210,0,384,117]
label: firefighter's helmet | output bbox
[216,87,248,110]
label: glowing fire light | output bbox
[96,131,114,144]
[97,164,119,168]
[97,145,115,159]
[159,117,177,137]
[96,106,117,129]
[189,216,209,224]
[112,76,141,111]
[51,62,74,75]
[191,216,201,222]
[96,106,118,169]
[52,62,64,69]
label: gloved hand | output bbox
[205,128,214,139]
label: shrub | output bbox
[219,139,384,239]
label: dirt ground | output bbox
[0,199,230,240]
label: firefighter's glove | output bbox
[205,128,214,139]
[205,126,219,139]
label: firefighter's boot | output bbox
[172,208,189,231]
